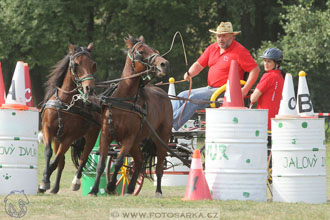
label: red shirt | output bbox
[197,40,257,87]
[256,69,284,130]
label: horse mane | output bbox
[43,45,91,103]
[43,54,70,103]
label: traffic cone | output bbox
[168,77,176,96]
[276,73,298,118]
[222,60,244,108]
[182,149,212,201]
[0,62,6,106]
[1,61,29,110]
[24,63,33,107]
[296,71,314,117]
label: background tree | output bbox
[1,0,327,113]
[258,0,330,112]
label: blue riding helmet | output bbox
[260,48,283,62]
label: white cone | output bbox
[5,61,26,105]
[297,71,314,117]
[277,73,298,118]
[168,77,176,96]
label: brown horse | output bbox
[88,36,172,197]
[38,43,101,194]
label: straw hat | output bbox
[209,22,241,35]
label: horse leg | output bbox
[49,140,71,194]
[106,152,125,194]
[38,140,53,193]
[126,144,143,195]
[153,135,169,198]
[72,131,99,191]
[50,153,65,194]
[89,129,111,196]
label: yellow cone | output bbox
[296,71,314,117]
[168,77,176,96]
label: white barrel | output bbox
[0,108,39,195]
[271,118,327,204]
[205,108,268,201]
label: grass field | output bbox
[0,143,329,220]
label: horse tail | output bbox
[70,138,86,169]
[140,138,157,180]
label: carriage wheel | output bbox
[106,156,144,196]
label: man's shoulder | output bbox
[232,40,249,52]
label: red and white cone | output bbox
[222,60,244,108]
[0,62,6,106]
[182,149,212,201]
[2,61,29,110]
[24,63,33,107]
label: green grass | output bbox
[0,144,329,220]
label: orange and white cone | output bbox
[182,149,212,201]
[297,71,314,117]
[24,63,33,107]
[276,73,298,118]
[2,61,29,110]
[0,62,6,106]
[168,77,176,96]
[222,60,244,108]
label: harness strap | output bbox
[108,103,116,142]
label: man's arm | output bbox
[241,66,260,97]
[184,61,204,81]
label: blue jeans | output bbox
[171,86,219,130]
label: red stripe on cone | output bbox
[182,149,212,201]
[0,62,6,106]
[222,60,244,108]
[24,63,33,107]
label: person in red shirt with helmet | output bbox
[172,22,260,130]
[250,48,285,131]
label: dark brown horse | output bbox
[89,36,172,197]
[38,43,101,194]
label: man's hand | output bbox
[184,72,191,81]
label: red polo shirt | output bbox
[197,40,257,87]
[256,69,284,130]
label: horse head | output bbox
[68,43,97,96]
[125,35,170,77]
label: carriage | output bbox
[38,36,271,197]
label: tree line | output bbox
[0,0,329,112]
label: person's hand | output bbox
[184,72,191,81]
[241,87,249,98]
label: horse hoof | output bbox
[71,183,81,191]
[88,192,97,197]
[155,192,162,198]
[37,185,46,193]
[39,181,50,191]
[50,187,59,194]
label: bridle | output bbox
[69,47,95,101]
[127,41,160,81]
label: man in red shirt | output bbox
[250,48,285,130]
[172,22,260,130]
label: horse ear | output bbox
[125,35,134,49]
[139,35,145,43]
[68,43,75,54]
[87,42,94,51]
